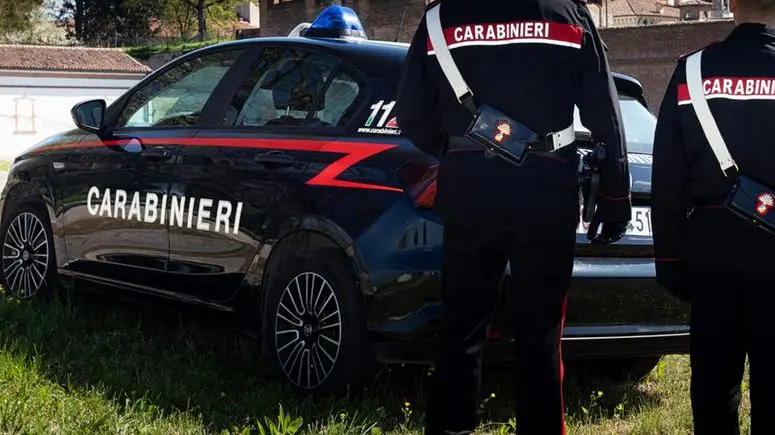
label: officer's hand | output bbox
[590,221,628,245]
[656,260,692,303]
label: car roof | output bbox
[187,36,410,78]
[184,35,644,96]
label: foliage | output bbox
[159,0,200,41]
[56,0,167,46]
[123,39,227,60]
[173,0,255,42]
[51,0,255,47]
[257,405,304,435]
[1,0,68,45]
[0,0,44,36]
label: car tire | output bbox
[263,247,375,395]
[0,201,58,300]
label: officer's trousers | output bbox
[686,209,775,435]
[425,218,577,435]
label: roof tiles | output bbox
[0,44,151,74]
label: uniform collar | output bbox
[729,22,775,40]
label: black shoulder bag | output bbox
[425,4,576,167]
[686,49,775,235]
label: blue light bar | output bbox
[304,5,368,39]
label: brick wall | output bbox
[261,2,737,111]
[601,21,736,110]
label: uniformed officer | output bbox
[395,0,632,434]
[652,0,775,432]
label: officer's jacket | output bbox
[395,0,631,223]
[652,23,775,262]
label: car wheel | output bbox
[0,202,57,300]
[263,247,375,395]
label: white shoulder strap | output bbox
[685,50,738,176]
[426,4,473,103]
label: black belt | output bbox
[445,135,558,153]
[444,136,577,164]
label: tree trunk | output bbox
[197,1,206,41]
[75,0,85,41]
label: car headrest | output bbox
[262,59,326,112]
[318,80,359,125]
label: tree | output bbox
[2,0,68,44]
[57,0,165,46]
[0,0,44,35]
[178,0,247,42]
[159,0,198,40]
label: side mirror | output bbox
[71,99,106,132]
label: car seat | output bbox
[317,79,358,126]
[235,88,277,126]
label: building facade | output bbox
[0,45,150,160]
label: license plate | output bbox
[577,206,653,238]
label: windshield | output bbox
[573,94,657,155]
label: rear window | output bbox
[573,93,657,155]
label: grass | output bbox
[123,40,232,60]
[0,288,751,435]
[0,161,10,172]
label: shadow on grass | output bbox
[0,289,664,433]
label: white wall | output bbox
[237,3,260,27]
[0,72,145,161]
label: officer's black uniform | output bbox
[652,22,775,435]
[395,0,631,434]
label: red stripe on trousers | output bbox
[559,295,568,435]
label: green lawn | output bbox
[0,161,10,172]
[123,40,230,60]
[0,289,751,435]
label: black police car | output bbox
[0,7,689,394]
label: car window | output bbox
[223,47,364,129]
[116,49,243,128]
[574,94,657,155]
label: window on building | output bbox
[13,97,35,134]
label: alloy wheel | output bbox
[2,212,49,299]
[274,271,342,390]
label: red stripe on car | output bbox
[31,137,403,193]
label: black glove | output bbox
[656,260,692,303]
[589,221,628,245]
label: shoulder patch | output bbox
[678,41,718,61]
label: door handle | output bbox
[254,152,295,167]
[142,146,172,160]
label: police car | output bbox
[0,6,689,394]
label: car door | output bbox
[164,44,370,302]
[60,47,246,292]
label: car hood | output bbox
[626,152,652,203]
